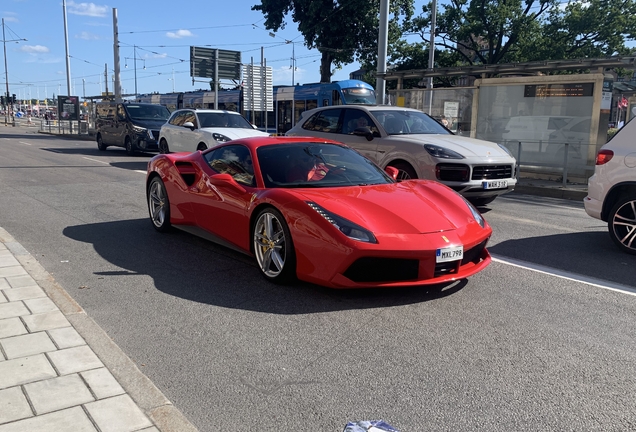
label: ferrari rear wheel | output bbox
[253,208,296,283]
[148,177,171,232]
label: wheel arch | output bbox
[384,158,419,179]
[602,182,636,221]
[248,203,281,255]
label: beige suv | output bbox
[584,120,636,254]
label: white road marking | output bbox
[82,157,110,165]
[18,141,32,146]
[135,170,146,174]
[491,254,636,296]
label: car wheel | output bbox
[390,162,417,180]
[608,195,636,254]
[469,196,497,207]
[252,208,296,283]
[125,137,135,156]
[197,143,207,151]
[96,134,107,151]
[159,138,170,154]
[147,177,171,232]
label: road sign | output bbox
[242,65,273,111]
[190,46,241,80]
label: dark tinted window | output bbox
[342,109,378,135]
[302,109,342,133]
[124,104,170,120]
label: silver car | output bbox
[158,109,269,153]
[286,105,517,205]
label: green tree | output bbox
[252,0,414,83]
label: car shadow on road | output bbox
[488,231,636,287]
[62,218,470,315]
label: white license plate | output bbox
[483,180,508,190]
[436,245,464,263]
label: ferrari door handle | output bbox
[189,186,199,193]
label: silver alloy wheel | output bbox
[253,211,287,278]
[611,198,636,252]
[148,179,167,229]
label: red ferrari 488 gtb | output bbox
[146,136,492,288]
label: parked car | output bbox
[286,105,517,206]
[146,136,492,288]
[95,102,170,155]
[158,109,269,153]
[584,118,636,254]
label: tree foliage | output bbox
[252,0,414,83]
[393,0,636,84]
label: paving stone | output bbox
[0,256,20,269]
[0,406,97,432]
[1,332,57,359]
[48,345,103,375]
[81,368,125,399]
[0,386,33,424]
[0,279,8,291]
[0,293,6,304]
[24,297,57,314]
[48,326,85,349]
[22,311,70,332]
[0,318,27,339]
[0,303,30,320]
[0,354,57,389]
[24,374,94,415]
[85,394,153,432]
[138,428,160,432]
[5,275,36,288]
[0,267,27,279]
[2,286,46,302]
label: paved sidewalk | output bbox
[0,228,197,432]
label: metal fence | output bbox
[37,120,90,135]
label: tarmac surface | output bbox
[0,122,589,431]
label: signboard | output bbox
[242,65,273,111]
[190,46,241,80]
[444,101,459,118]
[57,96,80,121]
[524,83,594,98]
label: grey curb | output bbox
[0,227,199,432]
[512,184,587,201]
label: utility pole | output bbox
[427,0,437,114]
[376,0,389,105]
[62,0,72,96]
[2,18,10,126]
[112,8,122,102]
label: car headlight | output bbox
[497,143,514,158]
[132,125,153,140]
[424,144,464,159]
[212,133,232,142]
[462,197,485,228]
[306,202,377,243]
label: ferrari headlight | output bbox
[212,133,232,142]
[306,202,377,243]
[462,197,485,228]
[497,143,514,158]
[424,144,464,159]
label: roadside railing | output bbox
[37,120,90,135]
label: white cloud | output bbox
[1,12,18,22]
[67,1,108,17]
[151,53,168,59]
[20,45,50,53]
[166,29,193,39]
[76,31,99,40]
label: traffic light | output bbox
[0,96,4,105]
[12,94,16,104]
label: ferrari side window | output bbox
[205,145,255,187]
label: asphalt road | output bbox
[1,127,635,431]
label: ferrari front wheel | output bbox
[148,177,171,232]
[253,208,296,283]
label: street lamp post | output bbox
[124,45,145,97]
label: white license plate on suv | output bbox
[483,180,508,190]
[436,245,464,263]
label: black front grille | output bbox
[344,257,419,283]
[461,240,488,265]
[434,261,458,278]
[471,165,512,180]
[436,163,470,182]
[151,130,160,141]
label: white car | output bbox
[158,109,269,153]
[584,120,636,254]
[286,105,517,205]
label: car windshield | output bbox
[341,87,376,105]
[257,142,394,188]
[125,105,170,120]
[370,109,451,135]
[198,112,253,129]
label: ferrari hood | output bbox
[390,134,511,159]
[201,127,269,140]
[293,181,474,235]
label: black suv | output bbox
[95,102,171,155]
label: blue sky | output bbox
[1,0,425,101]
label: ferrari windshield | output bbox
[257,142,394,188]
[369,109,450,135]
[125,104,170,121]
